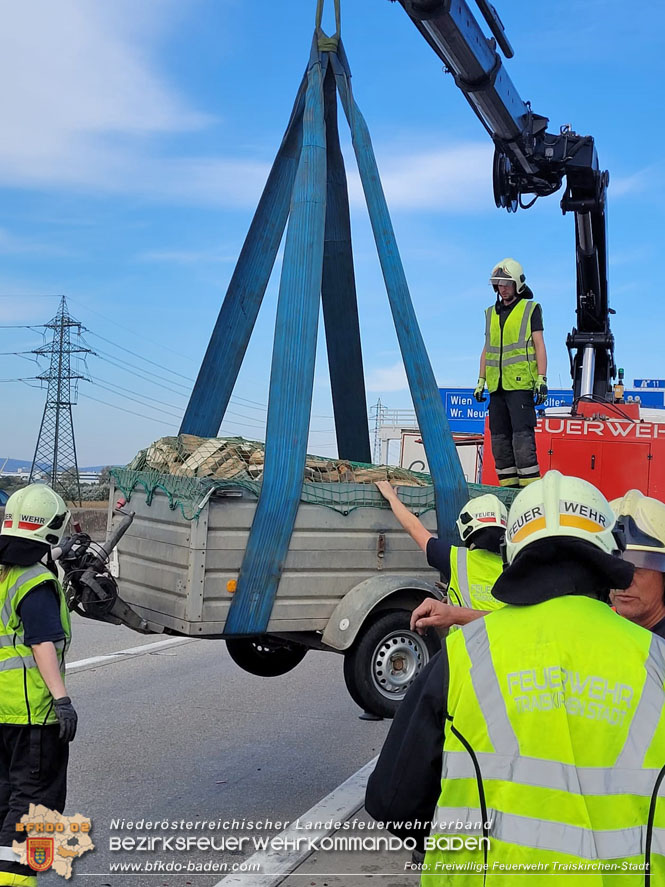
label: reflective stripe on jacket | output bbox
[447,547,504,611]
[423,596,665,884]
[0,564,71,725]
[484,300,539,393]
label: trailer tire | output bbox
[343,609,440,719]
[225,636,308,677]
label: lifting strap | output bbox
[331,44,467,542]
[315,0,341,52]
[179,78,307,437]
[224,44,330,635]
[182,8,467,635]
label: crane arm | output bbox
[392,0,614,401]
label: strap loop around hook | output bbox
[315,0,341,52]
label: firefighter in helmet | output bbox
[0,485,77,887]
[375,483,506,631]
[367,471,665,881]
[474,258,548,488]
[610,490,665,638]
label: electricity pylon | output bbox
[29,297,90,503]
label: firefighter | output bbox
[610,490,665,639]
[366,471,665,882]
[0,485,77,887]
[375,483,506,631]
[474,258,548,488]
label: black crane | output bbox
[391,0,614,402]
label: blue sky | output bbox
[1,0,663,466]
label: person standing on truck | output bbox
[365,471,665,881]
[474,258,548,489]
[610,489,665,639]
[375,483,506,631]
[0,485,78,887]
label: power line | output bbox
[2,366,329,434]
[79,392,180,428]
[89,347,192,392]
[89,375,185,411]
[0,352,42,366]
[85,329,336,419]
[80,392,268,438]
[86,370,267,427]
[67,296,200,364]
[0,324,43,330]
[88,351,265,424]
[4,308,337,433]
[86,330,196,381]
[84,326,338,421]
[84,379,182,419]
[79,377,267,434]
[66,301,336,431]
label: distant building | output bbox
[79,471,102,484]
[0,469,102,485]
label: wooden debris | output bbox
[137,435,430,487]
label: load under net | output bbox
[111,435,519,521]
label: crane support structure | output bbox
[393,0,614,402]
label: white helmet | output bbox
[489,257,526,294]
[611,490,665,572]
[2,485,70,546]
[456,494,507,546]
[504,470,619,565]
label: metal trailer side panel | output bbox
[202,489,436,632]
[112,485,437,636]
[111,487,197,627]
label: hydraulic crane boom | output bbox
[392,0,615,402]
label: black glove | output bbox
[54,696,78,742]
[534,374,548,406]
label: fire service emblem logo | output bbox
[26,836,55,872]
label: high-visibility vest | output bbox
[484,300,539,393]
[0,564,71,725]
[447,547,504,612]
[423,596,665,884]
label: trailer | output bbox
[79,470,454,719]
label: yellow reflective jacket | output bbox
[484,299,539,393]
[423,595,665,885]
[447,547,504,611]
[0,564,71,725]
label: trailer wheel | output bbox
[225,636,308,677]
[343,609,439,718]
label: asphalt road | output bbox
[37,615,390,887]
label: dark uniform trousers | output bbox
[0,726,68,879]
[488,388,540,487]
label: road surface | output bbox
[36,615,389,886]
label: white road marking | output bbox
[66,637,195,673]
[214,756,378,887]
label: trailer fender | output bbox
[322,575,441,652]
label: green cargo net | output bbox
[110,435,518,521]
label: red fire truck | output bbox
[482,400,665,501]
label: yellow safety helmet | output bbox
[504,470,620,565]
[1,484,70,546]
[611,490,665,572]
[489,257,526,294]
[456,493,507,545]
